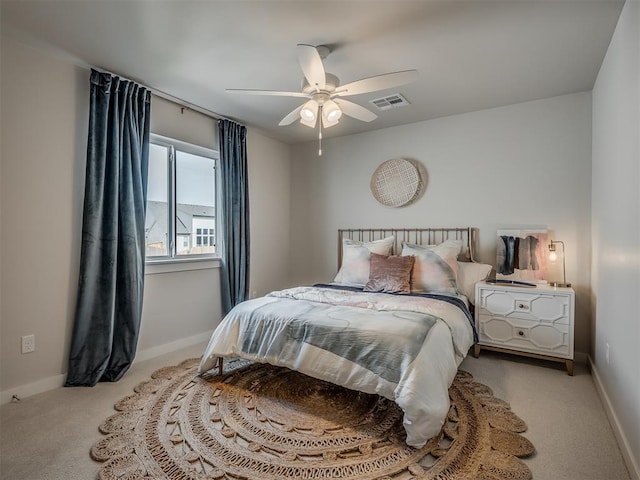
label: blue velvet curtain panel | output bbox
[218,119,250,315]
[65,70,151,387]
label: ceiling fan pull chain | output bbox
[318,114,323,156]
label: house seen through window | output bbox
[145,135,218,260]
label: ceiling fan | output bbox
[227,44,418,154]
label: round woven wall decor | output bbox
[371,158,423,207]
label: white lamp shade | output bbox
[323,100,342,123]
[300,100,318,122]
[322,115,339,128]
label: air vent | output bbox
[369,93,410,111]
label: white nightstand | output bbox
[473,281,575,375]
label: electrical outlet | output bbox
[21,334,35,354]
[605,342,610,364]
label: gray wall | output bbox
[591,0,640,476]
[0,36,292,400]
[290,92,592,354]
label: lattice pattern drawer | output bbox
[478,314,571,358]
[478,289,571,325]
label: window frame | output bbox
[145,133,220,264]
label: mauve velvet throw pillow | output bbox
[364,253,415,294]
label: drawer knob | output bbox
[518,303,529,310]
[518,330,525,337]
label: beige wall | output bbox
[0,37,292,400]
[151,95,218,149]
[140,94,221,356]
[247,129,293,297]
[1,37,88,395]
[591,0,640,476]
[290,92,593,354]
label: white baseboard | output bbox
[588,356,640,480]
[0,373,67,406]
[0,330,213,406]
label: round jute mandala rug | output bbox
[92,359,535,480]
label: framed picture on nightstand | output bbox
[496,229,549,284]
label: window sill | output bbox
[145,257,221,275]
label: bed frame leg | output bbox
[218,358,223,376]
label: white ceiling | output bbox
[1,0,624,144]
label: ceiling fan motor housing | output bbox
[302,73,340,95]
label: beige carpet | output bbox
[92,359,534,479]
[0,343,631,480]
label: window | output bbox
[192,218,215,252]
[145,134,218,260]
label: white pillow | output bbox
[334,236,395,286]
[456,261,493,304]
[401,239,462,294]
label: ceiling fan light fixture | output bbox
[327,109,341,122]
[300,100,318,122]
[321,115,340,129]
[300,117,317,128]
[324,103,342,123]
[300,107,315,122]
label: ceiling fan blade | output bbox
[297,44,326,91]
[226,89,310,98]
[333,70,418,97]
[279,104,305,126]
[334,99,377,122]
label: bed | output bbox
[198,227,490,448]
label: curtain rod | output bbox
[89,65,237,123]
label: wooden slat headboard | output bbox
[338,227,478,269]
